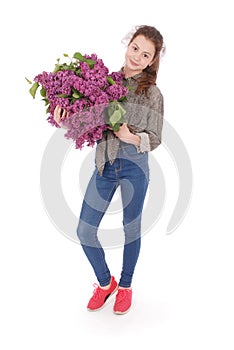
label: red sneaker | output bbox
[87,276,118,311]
[113,288,132,314]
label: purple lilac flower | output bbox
[32,52,129,148]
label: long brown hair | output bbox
[129,25,164,95]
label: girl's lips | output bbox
[129,59,139,67]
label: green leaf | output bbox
[118,96,127,102]
[42,98,49,106]
[73,52,96,68]
[85,59,96,68]
[73,52,85,61]
[63,53,69,57]
[57,94,70,98]
[116,103,126,116]
[75,68,81,76]
[40,87,46,97]
[72,91,81,99]
[53,65,61,73]
[46,105,50,114]
[107,101,125,117]
[107,104,115,117]
[29,82,39,98]
[106,76,116,85]
[25,77,32,84]
[109,110,122,124]
[106,101,126,131]
[111,123,122,132]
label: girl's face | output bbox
[125,35,155,76]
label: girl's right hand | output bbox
[53,105,69,127]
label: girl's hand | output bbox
[114,123,131,139]
[53,105,69,127]
[114,123,141,146]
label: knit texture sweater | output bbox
[95,73,164,175]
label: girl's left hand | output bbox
[114,123,132,140]
[113,123,141,146]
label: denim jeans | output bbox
[77,143,149,288]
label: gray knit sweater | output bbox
[95,74,164,175]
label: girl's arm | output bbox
[136,88,164,152]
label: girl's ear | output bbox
[149,57,156,67]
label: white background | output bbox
[1,0,234,349]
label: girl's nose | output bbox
[133,53,140,61]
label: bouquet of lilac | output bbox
[26,52,128,149]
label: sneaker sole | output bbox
[113,307,131,315]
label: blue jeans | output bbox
[77,143,149,288]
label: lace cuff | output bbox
[135,132,150,153]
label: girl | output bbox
[54,25,164,314]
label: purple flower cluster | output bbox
[33,53,128,149]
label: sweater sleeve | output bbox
[135,86,164,152]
